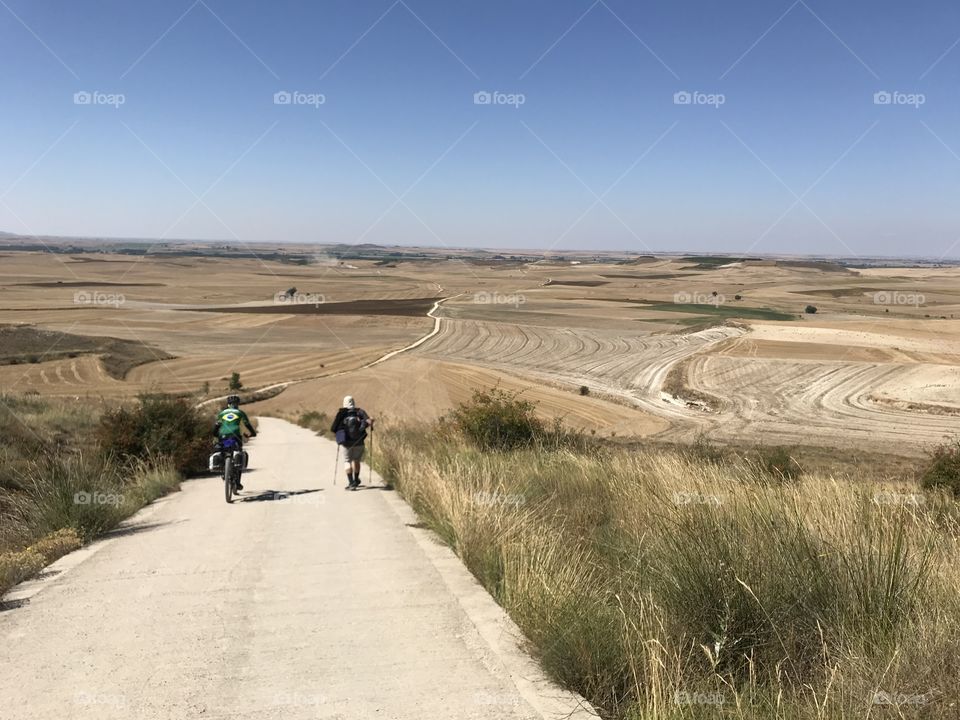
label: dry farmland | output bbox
[2,247,959,456]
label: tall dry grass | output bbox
[0,393,187,596]
[376,429,960,719]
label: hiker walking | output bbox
[331,395,374,490]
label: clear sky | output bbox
[2,0,959,257]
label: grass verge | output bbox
[374,397,960,719]
[0,393,206,596]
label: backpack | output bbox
[342,410,365,443]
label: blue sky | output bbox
[2,0,960,257]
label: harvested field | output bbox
[544,280,609,287]
[0,325,171,379]
[197,297,437,317]
[3,248,960,455]
[250,357,669,438]
[13,281,165,288]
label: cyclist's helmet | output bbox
[226,395,241,408]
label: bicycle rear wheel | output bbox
[224,457,234,504]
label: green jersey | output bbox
[216,407,253,438]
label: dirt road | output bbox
[0,419,590,720]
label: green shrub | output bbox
[920,440,960,497]
[685,433,726,464]
[805,305,818,314]
[450,387,544,451]
[229,372,242,390]
[97,394,212,475]
[754,445,802,483]
[297,410,328,435]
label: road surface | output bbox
[0,418,591,720]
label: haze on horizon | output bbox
[2,0,960,258]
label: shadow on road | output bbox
[238,489,323,503]
[101,520,180,539]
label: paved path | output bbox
[0,418,592,720]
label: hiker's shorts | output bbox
[345,444,365,462]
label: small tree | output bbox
[579,385,590,396]
[805,305,818,314]
[229,372,242,390]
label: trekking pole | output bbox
[368,427,374,486]
[332,444,340,486]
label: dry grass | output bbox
[376,428,960,719]
[0,528,82,596]
[0,393,190,596]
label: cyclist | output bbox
[213,395,257,490]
